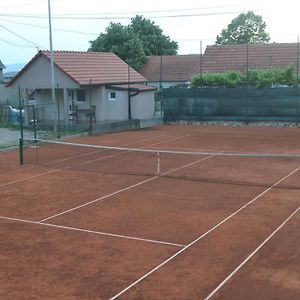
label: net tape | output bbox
[21,138,300,189]
[22,138,300,158]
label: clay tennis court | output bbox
[0,124,299,299]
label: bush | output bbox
[224,71,241,87]
[190,65,299,88]
[278,65,297,86]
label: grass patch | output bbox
[0,123,21,130]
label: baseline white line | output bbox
[204,205,300,300]
[109,166,300,300]
[40,154,216,222]
[0,215,184,247]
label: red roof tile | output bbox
[203,43,300,73]
[139,43,300,82]
[8,50,146,86]
[138,54,202,82]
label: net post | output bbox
[32,104,37,140]
[19,137,24,165]
[18,86,24,140]
[156,151,160,175]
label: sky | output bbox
[0,0,299,68]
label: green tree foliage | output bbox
[88,22,145,70]
[190,65,298,88]
[130,15,178,56]
[89,15,178,69]
[216,11,270,45]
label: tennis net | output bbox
[21,138,300,189]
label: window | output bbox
[77,89,86,102]
[108,91,117,101]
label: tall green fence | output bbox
[163,87,300,122]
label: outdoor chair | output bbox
[86,105,96,123]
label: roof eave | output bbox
[80,80,147,87]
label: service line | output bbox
[0,215,184,247]
[40,153,217,222]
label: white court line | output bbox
[204,205,300,300]
[0,134,190,189]
[40,153,216,222]
[0,169,58,188]
[109,165,300,300]
[0,165,36,177]
[0,215,184,247]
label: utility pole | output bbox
[47,0,58,136]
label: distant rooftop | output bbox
[203,43,300,73]
[139,54,202,82]
[139,43,300,83]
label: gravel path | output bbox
[0,128,32,148]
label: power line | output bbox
[1,17,296,43]
[0,3,255,17]
[0,18,99,36]
[42,3,255,16]
[0,24,45,49]
[0,10,248,20]
[0,37,37,48]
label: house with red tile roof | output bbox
[139,43,300,87]
[7,50,156,125]
[203,43,300,73]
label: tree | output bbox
[89,15,178,69]
[88,23,146,70]
[130,15,178,56]
[216,11,270,45]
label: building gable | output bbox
[8,54,79,89]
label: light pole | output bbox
[47,0,58,136]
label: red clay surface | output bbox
[0,149,21,174]
[0,218,177,299]
[213,213,300,300]
[0,124,300,299]
[121,186,300,299]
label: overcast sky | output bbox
[0,0,299,67]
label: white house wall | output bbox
[9,56,79,90]
[131,91,155,119]
[69,86,129,122]
[104,89,128,120]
